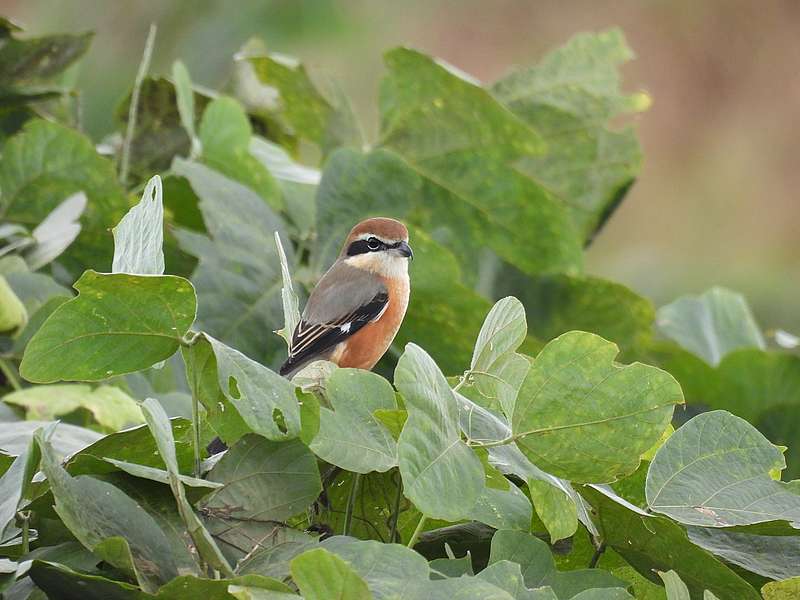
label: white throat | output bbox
[343,252,410,279]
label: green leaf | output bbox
[35,429,181,592]
[763,577,800,600]
[491,29,647,241]
[656,287,765,366]
[658,571,690,600]
[274,231,300,350]
[686,523,800,581]
[181,337,250,444]
[140,398,233,576]
[528,479,578,543]
[489,530,627,599]
[237,530,318,580]
[3,384,143,431]
[173,158,290,363]
[477,560,558,599]
[470,297,530,415]
[581,486,761,600]
[291,547,373,600]
[112,175,165,275]
[0,437,40,542]
[0,420,101,457]
[205,335,301,440]
[199,97,282,211]
[24,191,86,270]
[498,272,655,356]
[395,344,484,521]
[243,49,362,154]
[321,536,430,598]
[3,261,71,317]
[0,275,26,332]
[379,48,582,276]
[0,120,127,270]
[512,331,682,483]
[646,410,800,527]
[310,368,398,473]
[20,271,197,383]
[65,418,195,476]
[28,560,144,600]
[202,433,321,525]
[171,60,198,149]
[0,30,91,89]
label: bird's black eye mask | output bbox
[347,236,413,258]
[347,236,389,255]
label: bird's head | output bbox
[339,217,413,277]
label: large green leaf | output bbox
[204,335,301,440]
[112,175,165,275]
[646,410,800,527]
[20,271,196,383]
[379,48,582,276]
[477,560,558,599]
[686,523,800,581]
[512,331,682,483]
[0,420,101,457]
[35,430,180,592]
[3,384,142,431]
[497,272,654,356]
[291,547,373,600]
[28,560,144,600]
[202,433,321,529]
[199,97,282,211]
[489,530,627,599]
[581,486,761,600]
[491,29,647,241]
[321,537,430,599]
[173,158,289,364]
[0,30,91,92]
[656,287,765,366]
[0,120,127,270]
[395,344,484,521]
[310,368,398,473]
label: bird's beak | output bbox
[396,240,413,260]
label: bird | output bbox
[279,217,413,377]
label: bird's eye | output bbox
[367,237,382,250]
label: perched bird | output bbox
[279,217,412,377]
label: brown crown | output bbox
[345,217,409,243]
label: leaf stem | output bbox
[407,514,427,548]
[19,511,30,554]
[343,473,361,536]
[388,472,403,543]
[190,382,202,478]
[120,24,156,186]
[0,358,22,391]
[588,539,606,568]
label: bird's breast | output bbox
[333,275,409,370]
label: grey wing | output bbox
[279,262,388,376]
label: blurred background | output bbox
[3,0,799,330]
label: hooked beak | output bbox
[395,240,413,260]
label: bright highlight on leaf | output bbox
[112,174,165,275]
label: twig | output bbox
[588,540,606,568]
[407,514,427,548]
[0,358,22,391]
[120,24,157,186]
[343,473,361,536]
[388,473,403,543]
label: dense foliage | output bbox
[1,17,799,599]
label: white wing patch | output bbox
[340,322,351,333]
[373,301,390,321]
